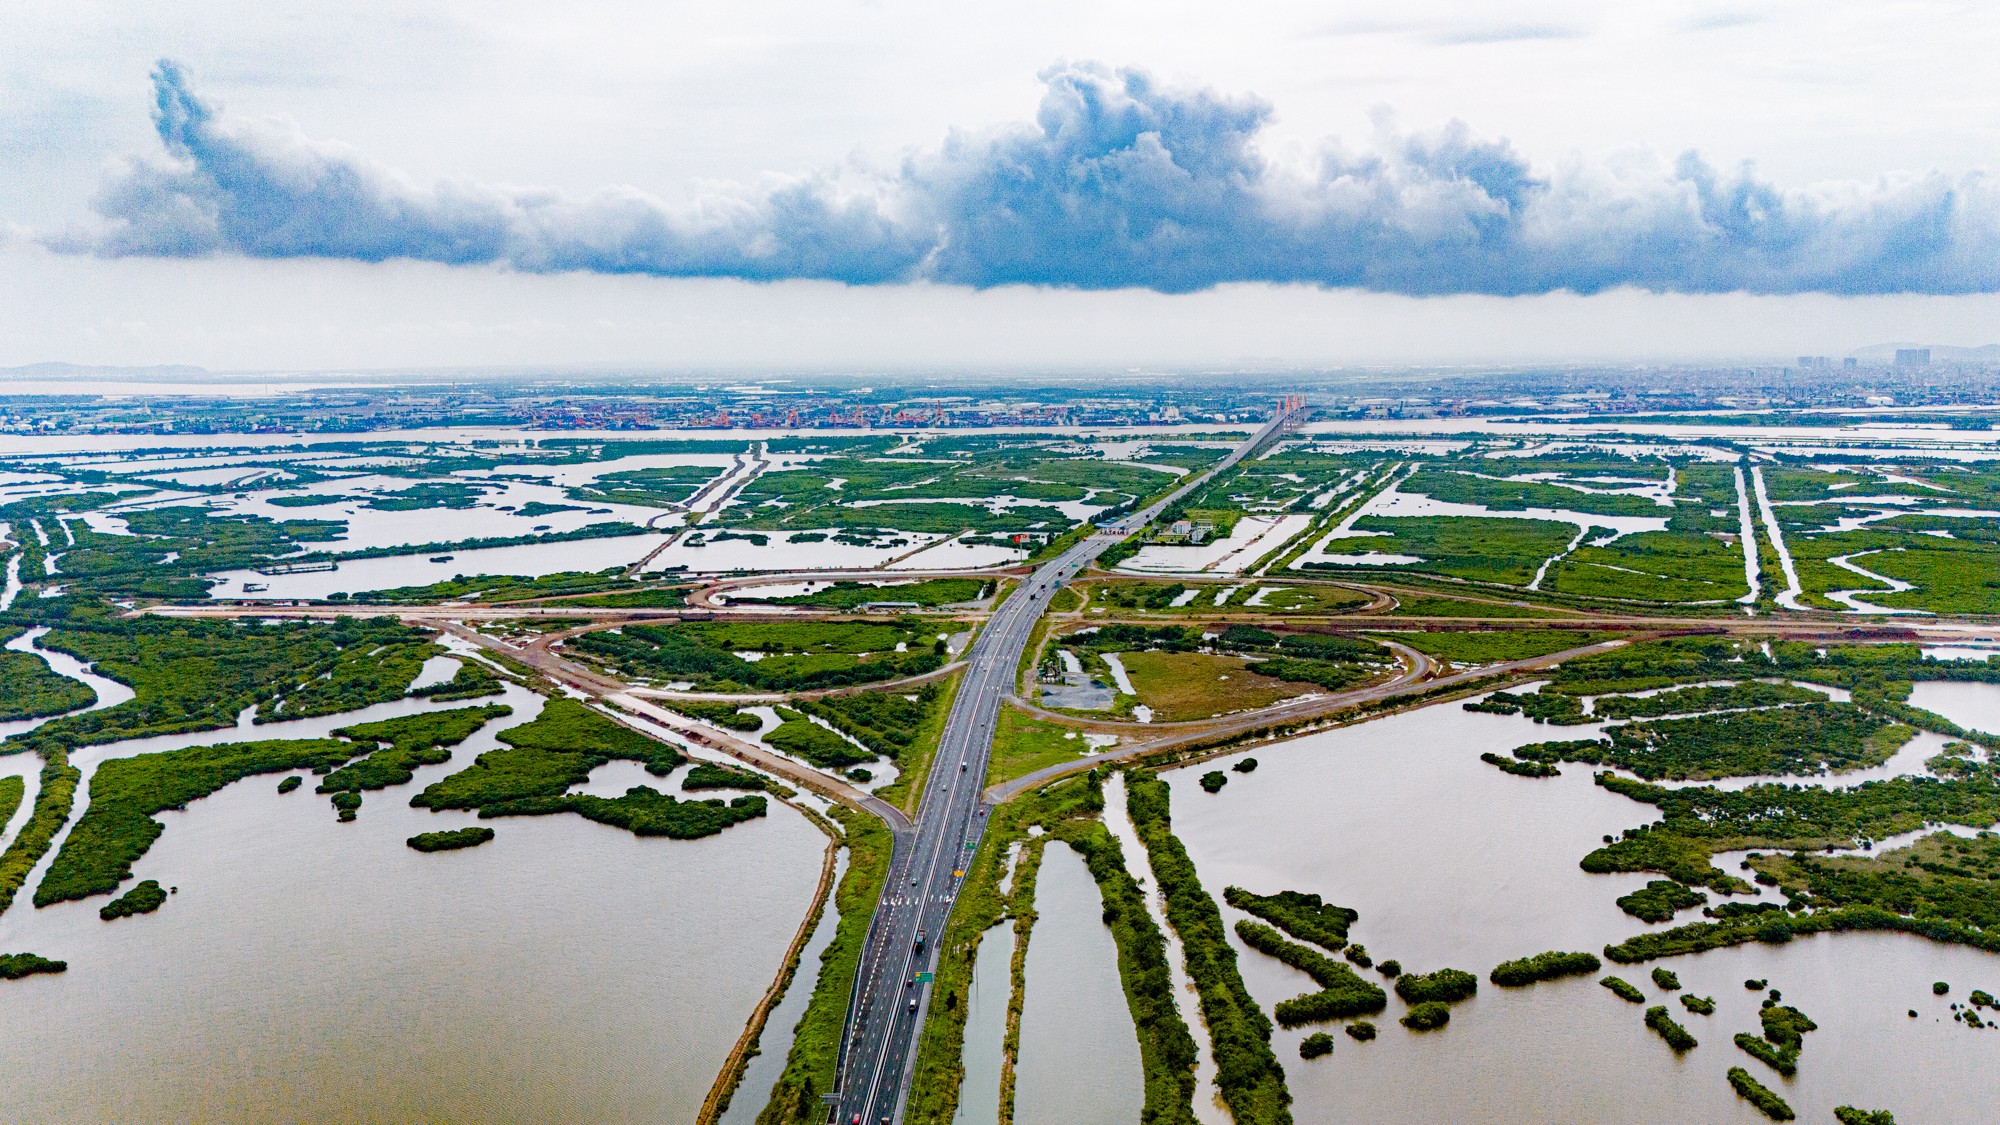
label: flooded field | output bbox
[0,683,826,1124]
[1136,693,2000,1123]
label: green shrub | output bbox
[331,791,362,821]
[1726,1066,1795,1120]
[682,762,775,792]
[1490,951,1601,987]
[1200,771,1228,793]
[1480,751,1561,778]
[1650,967,1682,991]
[1344,1021,1376,1041]
[1235,920,1387,1027]
[99,878,167,920]
[1223,886,1357,952]
[1644,1006,1697,1052]
[319,705,511,800]
[481,787,766,839]
[1680,995,1716,1015]
[765,716,871,769]
[1057,821,1199,1124]
[1833,1110,1896,1125]
[1601,976,1645,1003]
[1760,1003,1817,1054]
[1734,1033,1795,1076]
[1400,1001,1450,1031]
[413,698,679,810]
[1232,758,1259,773]
[1616,880,1707,923]
[276,776,302,794]
[1297,1033,1333,1059]
[0,952,66,980]
[407,826,496,852]
[670,700,764,732]
[1394,969,1477,1005]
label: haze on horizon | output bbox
[6,0,2000,372]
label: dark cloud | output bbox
[49,59,2000,296]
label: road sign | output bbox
[915,972,934,983]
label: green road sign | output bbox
[915,972,934,984]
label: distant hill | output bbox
[1850,343,2000,363]
[0,362,211,378]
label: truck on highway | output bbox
[914,928,926,951]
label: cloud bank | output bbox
[52,59,2000,296]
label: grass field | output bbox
[1116,650,1315,721]
[1307,516,1580,587]
[985,707,1096,787]
[1545,530,1750,603]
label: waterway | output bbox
[722,851,848,1125]
[951,923,1014,1125]
[1012,845,1144,1124]
[1149,696,2000,1123]
[0,682,826,1124]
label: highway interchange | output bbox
[830,406,1300,1125]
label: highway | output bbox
[830,404,1301,1125]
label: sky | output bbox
[4,0,2000,373]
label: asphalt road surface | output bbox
[831,407,1297,1125]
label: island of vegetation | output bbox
[407,826,496,852]
[1726,1065,1795,1120]
[0,952,67,981]
[1235,919,1387,1026]
[1400,1001,1451,1031]
[1489,950,1600,987]
[1601,976,1646,1003]
[1393,968,1477,1005]
[99,878,168,920]
[1223,886,1357,952]
[1644,1005,1698,1052]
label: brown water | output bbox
[0,685,825,1124]
[1156,698,2000,1124]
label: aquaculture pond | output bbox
[1011,846,1145,1125]
[1158,697,2000,1123]
[950,923,1015,1125]
[0,683,827,1124]
[206,533,675,599]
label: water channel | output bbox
[1011,845,1144,1125]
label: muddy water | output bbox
[1012,846,1144,1125]
[0,684,826,1125]
[1159,699,2000,1123]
